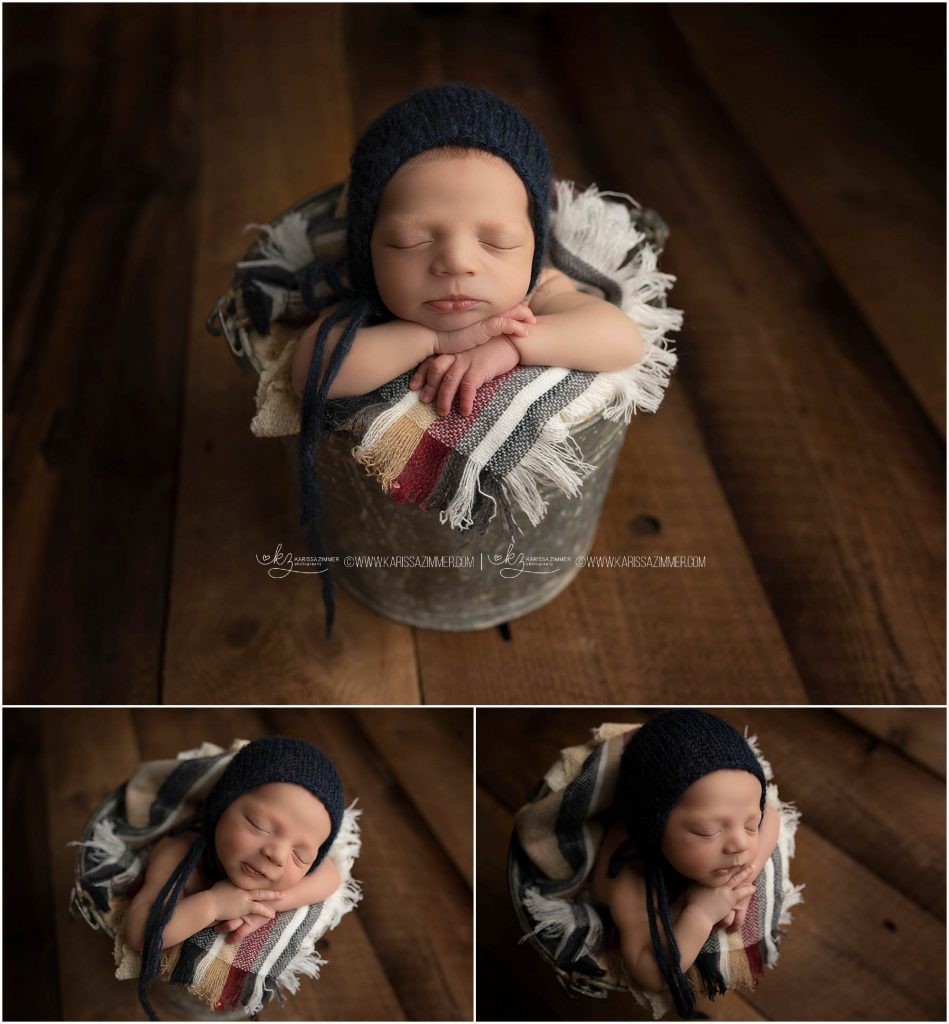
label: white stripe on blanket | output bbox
[443,367,571,529]
[355,388,420,454]
[246,904,313,1014]
[192,932,228,989]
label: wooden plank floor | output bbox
[2,707,473,1021]
[4,5,944,704]
[476,708,946,1021]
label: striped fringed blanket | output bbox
[69,740,362,1016]
[238,179,682,534]
[510,724,803,1019]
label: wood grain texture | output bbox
[840,708,947,780]
[544,5,945,703]
[351,707,474,886]
[159,4,420,704]
[713,709,946,919]
[4,6,199,703]
[3,711,63,1021]
[672,5,946,434]
[477,707,946,1021]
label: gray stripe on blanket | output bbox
[424,366,549,512]
[237,902,325,1006]
[149,756,224,827]
[770,846,783,937]
[553,745,605,875]
[485,371,596,478]
[528,745,607,900]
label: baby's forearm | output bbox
[125,889,218,951]
[514,294,644,372]
[629,904,712,992]
[293,316,436,400]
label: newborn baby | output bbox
[589,711,780,1017]
[126,737,345,1020]
[291,147,643,416]
[291,84,643,425]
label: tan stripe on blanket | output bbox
[515,724,636,885]
[354,401,435,489]
[187,938,239,1007]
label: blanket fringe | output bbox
[69,819,128,868]
[237,212,313,272]
[552,181,683,348]
[520,886,604,964]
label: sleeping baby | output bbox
[291,82,644,483]
[125,737,345,1020]
[588,710,781,1018]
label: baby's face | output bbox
[215,782,332,890]
[370,149,535,332]
[660,770,762,887]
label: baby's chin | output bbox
[410,307,488,332]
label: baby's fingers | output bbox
[410,357,435,390]
[249,889,283,902]
[419,355,455,404]
[502,303,537,324]
[496,316,531,338]
[250,901,278,919]
[729,865,754,886]
[457,373,485,417]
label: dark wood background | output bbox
[4,4,945,705]
[477,707,947,1021]
[2,706,473,1021]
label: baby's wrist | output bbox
[682,898,718,932]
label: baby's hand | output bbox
[209,879,283,923]
[724,883,756,933]
[214,911,273,945]
[685,867,756,931]
[411,337,521,416]
[432,303,535,355]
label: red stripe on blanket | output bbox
[217,915,279,1007]
[395,371,514,505]
[744,936,764,985]
[392,432,454,506]
[232,914,278,969]
[217,965,248,1009]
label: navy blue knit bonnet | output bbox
[608,710,766,1017]
[298,83,552,634]
[138,737,344,1020]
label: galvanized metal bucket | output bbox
[211,183,670,631]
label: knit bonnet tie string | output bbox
[298,293,373,635]
[138,832,206,1022]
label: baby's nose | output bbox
[431,238,477,276]
[724,829,749,852]
[263,843,285,866]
